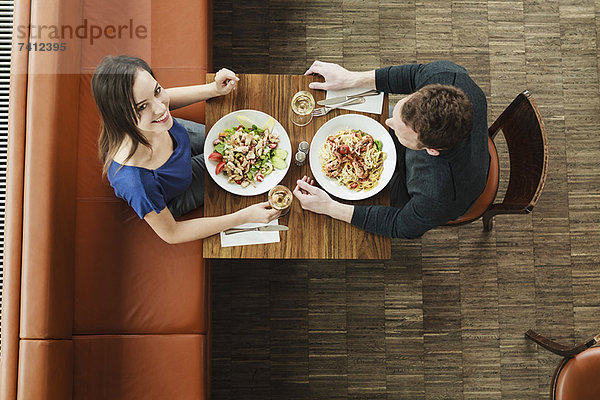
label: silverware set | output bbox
[312,97,366,117]
[312,88,380,117]
[316,88,380,106]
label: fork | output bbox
[312,97,366,117]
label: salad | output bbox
[207,122,288,188]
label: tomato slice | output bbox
[339,144,350,154]
[215,161,225,175]
[208,152,223,162]
[350,182,358,189]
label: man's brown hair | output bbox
[401,84,474,150]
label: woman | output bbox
[92,55,279,244]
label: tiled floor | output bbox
[210,1,600,399]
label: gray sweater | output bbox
[351,61,489,238]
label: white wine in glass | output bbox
[291,91,315,126]
[268,185,293,216]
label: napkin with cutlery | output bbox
[220,219,282,247]
[324,87,385,115]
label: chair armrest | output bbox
[526,329,600,357]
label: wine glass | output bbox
[290,90,315,126]
[268,185,293,216]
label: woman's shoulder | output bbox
[107,160,141,185]
[107,162,166,219]
[112,136,135,165]
[108,161,160,198]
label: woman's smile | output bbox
[153,110,170,123]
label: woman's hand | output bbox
[166,68,239,109]
[237,201,281,224]
[213,68,239,96]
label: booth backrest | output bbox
[2,1,212,399]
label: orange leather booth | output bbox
[1,0,213,398]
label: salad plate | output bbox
[204,109,292,196]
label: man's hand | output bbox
[304,60,376,91]
[293,176,354,223]
[293,176,332,214]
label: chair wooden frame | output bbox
[526,330,600,399]
[482,91,549,229]
[447,91,549,230]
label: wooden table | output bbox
[203,73,391,259]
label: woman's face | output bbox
[132,69,173,135]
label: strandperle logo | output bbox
[16,19,148,45]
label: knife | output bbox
[224,225,289,235]
[319,96,365,110]
[317,89,380,106]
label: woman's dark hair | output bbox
[91,55,155,176]
[402,84,474,150]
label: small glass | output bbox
[290,90,315,126]
[268,185,293,216]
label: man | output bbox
[293,60,489,239]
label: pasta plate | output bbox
[309,114,396,200]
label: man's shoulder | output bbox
[422,60,468,75]
[421,61,486,106]
[414,61,474,90]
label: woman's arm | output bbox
[166,68,239,110]
[144,201,279,244]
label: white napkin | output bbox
[220,219,281,247]
[325,87,384,115]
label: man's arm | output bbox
[374,64,423,94]
[375,61,469,94]
[303,60,423,95]
[304,60,469,96]
[292,176,456,239]
[351,196,456,239]
[304,60,376,91]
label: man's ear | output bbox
[426,148,440,156]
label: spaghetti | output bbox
[319,128,386,191]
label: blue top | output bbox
[107,119,192,219]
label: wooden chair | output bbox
[526,330,600,399]
[447,91,549,230]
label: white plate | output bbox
[204,110,292,196]
[309,114,397,200]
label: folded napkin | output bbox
[220,219,281,247]
[325,87,384,115]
